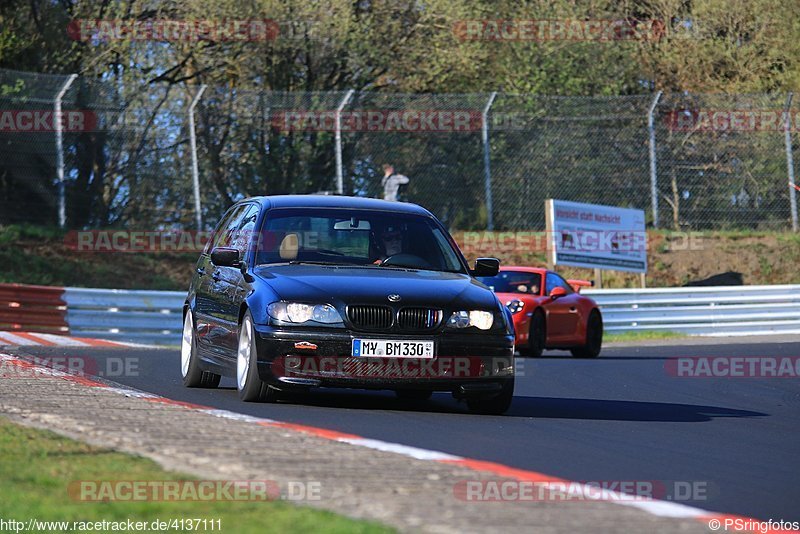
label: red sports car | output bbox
[476,267,603,358]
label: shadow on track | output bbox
[216,386,767,422]
[505,397,767,422]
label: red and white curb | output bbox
[0,352,790,532]
[0,331,150,348]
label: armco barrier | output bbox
[0,283,68,334]
[63,287,185,345]
[584,284,800,336]
[2,283,799,345]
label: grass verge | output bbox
[0,417,393,533]
[604,330,687,343]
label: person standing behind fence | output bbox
[381,164,410,202]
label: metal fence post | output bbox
[335,89,355,195]
[188,85,207,230]
[55,73,78,229]
[784,93,798,232]
[482,92,497,230]
[647,90,663,228]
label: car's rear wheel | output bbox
[571,309,603,358]
[520,310,545,357]
[237,311,279,402]
[466,380,514,415]
[395,389,433,401]
[181,311,220,388]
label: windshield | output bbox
[477,271,542,295]
[255,208,466,273]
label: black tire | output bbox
[237,311,279,402]
[395,389,433,401]
[181,310,221,388]
[571,309,603,359]
[520,309,545,357]
[466,380,514,415]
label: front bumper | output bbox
[253,324,515,393]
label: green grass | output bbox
[604,330,687,343]
[2,223,799,289]
[0,224,195,290]
[0,417,393,533]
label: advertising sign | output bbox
[545,199,647,273]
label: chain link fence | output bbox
[1,67,797,232]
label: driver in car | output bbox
[372,225,404,265]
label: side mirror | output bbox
[472,257,500,277]
[549,286,568,300]
[210,247,241,267]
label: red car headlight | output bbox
[505,299,525,314]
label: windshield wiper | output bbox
[287,260,361,266]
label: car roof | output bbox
[239,195,433,216]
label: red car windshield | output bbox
[477,271,542,295]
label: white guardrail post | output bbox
[482,91,497,231]
[55,74,79,229]
[335,89,355,195]
[188,84,207,230]
[785,92,798,232]
[647,90,663,229]
[53,284,800,345]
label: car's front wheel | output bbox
[237,310,279,402]
[181,310,220,388]
[520,310,545,357]
[466,380,514,415]
[571,309,603,358]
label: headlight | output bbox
[447,310,494,330]
[267,302,343,325]
[506,299,524,314]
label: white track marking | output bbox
[104,387,160,399]
[199,409,276,424]
[338,437,463,461]
[616,499,709,518]
[0,332,40,345]
[30,333,90,346]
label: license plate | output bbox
[352,339,434,358]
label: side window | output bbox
[204,207,236,254]
[546,272,573,295]
[545,273,558,295]
[212,205,248,251]
[232,204,260,260]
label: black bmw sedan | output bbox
[181,195,515,414]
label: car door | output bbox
[215,203,260,356]
[198,204,248,356]
[543,272,580,344]
[194,206,239,351]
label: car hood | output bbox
[253,265,498,310]
[493,292,541,302]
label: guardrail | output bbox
[64,287,185,345]
[0,283,68,334]
[2,283,799,345]
[584,284,800,336]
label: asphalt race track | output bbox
[10,340,800,523]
